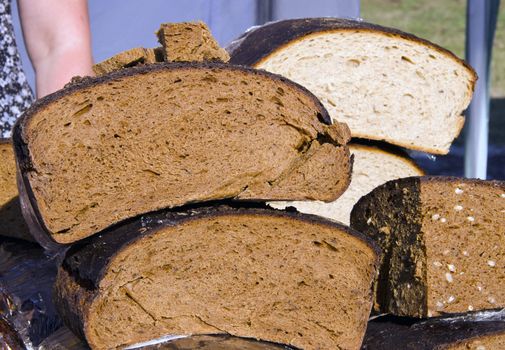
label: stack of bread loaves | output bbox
[9,22,379,349]
[228,17,476,224]
[229,17,505,348]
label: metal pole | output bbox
[464,0,500,179]
[256,0,274,25]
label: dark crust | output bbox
[362,314,505,349]
[0,137,10,145]
[227,17,477,83]
[60,202,381,292]
[11,61,333,247]
[349,138,425,175]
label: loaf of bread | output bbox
[13,62,351,247]
[269,141,424,224]
[157,21,229,62]
[0,139,33,241]
[362,312,505,349]
[350,176,505,317]
[228,18,476,154]
[54,204,379,350]
[92,47,163,75]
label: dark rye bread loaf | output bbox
[54,203,380,350]
[157,22,230,62]
[228,18,477,154]
[92,47,164,75]
[0,139,33,241]
[13,62,351,247]
[350,176,505,318]
[361,312,505,350]
[269,140,424,225]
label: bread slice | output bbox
[13,62,351,246]
[54,204,379,350]
[0,139,33,241]
[92,47,163,75]
[228,18,477,154]
[157,21,229,62]
[362,312,505,349]
[350,176,505,317]
[269,140,424,225]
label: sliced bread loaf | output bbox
[269,141,424,225]
[362,312,505,350]
[157,21,229,62]
[54,204,379,350]
[92,47,163,75]
[0,139,33,241]
[13,62,351,246]
[350,176,505,318]
[228,18,476,154]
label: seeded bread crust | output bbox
[54,203,380,349]
[362,313,505,350]
[350,176,505,317]
[227,17,476,79]
[13,61,351,249]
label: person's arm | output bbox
[18,0,94,98]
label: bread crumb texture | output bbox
[269,142,424,225]
[231,18,476,154]
[54,211,378,350]
[157,21,230,62]
[0,140,33,241]
[19,63,351,243]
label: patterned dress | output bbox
[0,0,34,138]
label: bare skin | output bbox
[18,0,94,98]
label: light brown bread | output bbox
[13,62,351,246]
[157,21,229,62]
[54,204,380,350]
[269,141,424,225]
[350,176,505,318]
[0,139,33,241]
[92,47,163,75]
[228,18,476,154]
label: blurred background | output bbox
[10,0,504,180]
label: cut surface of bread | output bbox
[362,312,505,350]
[269,141,424,225]
[350,176,505,317]
[92,47,163,75]
[0,139,33,241]
[13,62,351,246]
[54,204,379,350]
[228,18,476,154]
[157,21,229,62]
